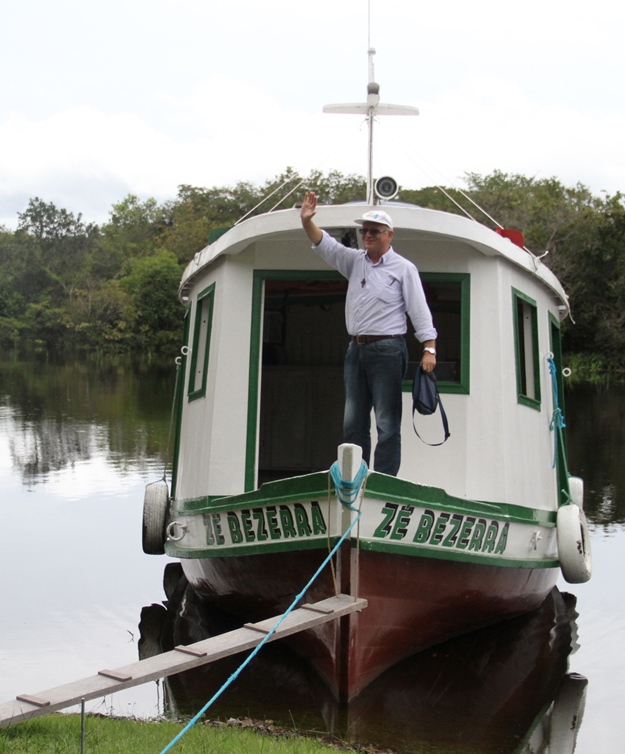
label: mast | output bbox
[366,48,378,204]
[323,48,419,204]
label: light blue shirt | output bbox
[313,231,437,342]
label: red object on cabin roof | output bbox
[496,228,525,249]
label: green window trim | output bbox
[512,288,541,410]
[402,272,471,395]
[187,282,216,401]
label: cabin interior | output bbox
[257,274,463,484]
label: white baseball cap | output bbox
[355,209,394,230]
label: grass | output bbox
[0,714,367,754]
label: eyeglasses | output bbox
[358,227,388,236]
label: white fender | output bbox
[549,673,588,754]
[142,480,170,555]
[568,476,584,509]
[557,504,592,583]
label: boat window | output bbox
[403,274,470,394]
[188,283,215,401]
[512,288,541,409]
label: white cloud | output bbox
[0,83,371,227]
[1,0,624,230]
[3,77,624,233]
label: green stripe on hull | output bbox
[173,471,330,512]
[173,470,556,526]
[363,474,556,527]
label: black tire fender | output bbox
[142,480,170,555]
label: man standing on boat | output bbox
[300,191,437,476]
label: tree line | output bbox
[1,169,623,375]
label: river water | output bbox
[0,353,623,753]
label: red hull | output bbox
[143,587,580,751]
[181,545,558,701]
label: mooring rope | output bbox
[327,460,368,599]
[158,460,368,754]
[546,354,572,502]
[329,460,368,508]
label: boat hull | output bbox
[163,469,561,700]
[177,535,558,700]
[141,585,582,752]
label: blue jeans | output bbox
[343,337,408,476]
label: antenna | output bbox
[323,43,419,204]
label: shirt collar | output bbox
[364,247,395,265]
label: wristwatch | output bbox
[423,347,437,356]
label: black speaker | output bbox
[374,176,398,200]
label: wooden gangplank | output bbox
[0,594,366,728]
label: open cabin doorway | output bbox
[251,270,469,488]
[257,275,348,485]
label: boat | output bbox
[140,577,586,754]
[142,49,592,702]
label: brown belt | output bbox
[352,334,403,344]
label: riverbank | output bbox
[0,714,398,753]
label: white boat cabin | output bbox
[171,202,569,515]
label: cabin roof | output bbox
[179,203,569,311]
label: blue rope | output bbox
[547,355,573,506]
[547,355,566,469]
[158,460,368,754]
[330,459,368,509]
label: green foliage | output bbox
[97,195,165,277]
[398,184,464,212]
[0,227,49,310]
[304,169,366,206]
[558,194,625,362]
[16,197,100,296]
[461,170,599,254]
[119,251,184,350]
[3,169,625,369]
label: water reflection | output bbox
[9,418,95,478]
[565,383,625,526]
[0,351,176,483]
[0,355,173,717]
[2,355,622,748]
[140,566,586,754]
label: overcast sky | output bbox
[1,0,623,229]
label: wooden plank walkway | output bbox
[0,594,366,728]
